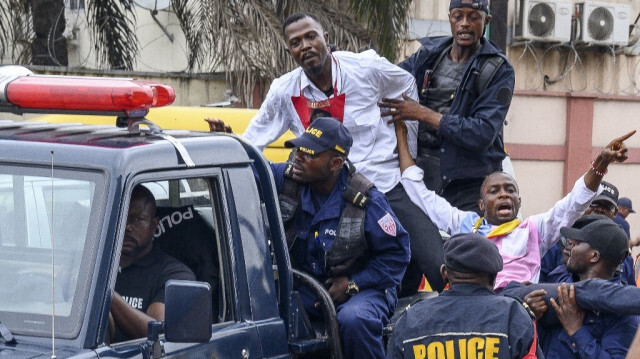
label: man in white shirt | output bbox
[206,12,445,293]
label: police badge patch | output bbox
[377,212,397,237]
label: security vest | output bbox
[279,161,372,277]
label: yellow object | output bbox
[30,106,294,163]
[473,218,522,238]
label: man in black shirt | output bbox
[111,185,195,342]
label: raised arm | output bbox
[585,130,635,191]
[394,120,468,233]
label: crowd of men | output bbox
[111,0,640,357]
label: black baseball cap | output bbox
[284,117,352,156]
[443,232,503,275]
[592,181,619,208]
[560,218,629,263]
[450,0,489,13]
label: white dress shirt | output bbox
[243,50,418,193]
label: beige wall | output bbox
[504,91,640,243]
[511,160,565,217]
[505,95,566,145]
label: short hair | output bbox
[282,12,323,38]
[480,171,519,197]
[131,185,156,216]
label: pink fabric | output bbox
[491,218,541,289]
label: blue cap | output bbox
[449,0,489,13]
[284,117,353,156]
[618,197,635,213]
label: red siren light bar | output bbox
[0,67,175,117]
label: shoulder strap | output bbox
[474,54,506,96]
[327,169,374,276]
[342,172,374,208]
[279,149,302,248]
[430,44,453,74]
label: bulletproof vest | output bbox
[279,159,372,277]
[418,45,506,151]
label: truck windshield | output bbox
[0,166,104,338]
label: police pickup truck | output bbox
[0,66,352,358]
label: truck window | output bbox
[0,167,105,339]
[117,177,227,328]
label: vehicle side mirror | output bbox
[164,280,211,343]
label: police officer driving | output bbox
[271,117,411,359]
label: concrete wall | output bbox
[505,91,640,242]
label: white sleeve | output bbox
[243,79,292,151]
[375,53,420,158]
[400,165,468,234]
[533,174,600,254]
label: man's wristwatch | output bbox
[346,278,360,296]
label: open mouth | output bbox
[457,32,474,41]
[497,203,513,216]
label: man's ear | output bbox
[330,156,344,172]
[485,14,492,26]
[324,31,329,44]
[481,14,492,37]
[440,265,449,284]
[478,199,485,212]
[591,250,601,264]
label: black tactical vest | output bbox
[279,162,372,277]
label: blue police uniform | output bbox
[621,256,636,286]
[387,283,535,359]
[613,213,630,238]
[271,163,411,359]
[542,243,636,286]
[540,241,564,283]
[539,276,638,358]
[545,256,636,286]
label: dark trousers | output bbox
[386,183,445,294]
[440,177,485,216]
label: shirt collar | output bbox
[124,244,160,270]
[443,282,496,296]
[299,54,340,93]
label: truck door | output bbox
[105,167,287,358]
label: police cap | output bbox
[443,232,503,275]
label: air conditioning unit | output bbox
[513,0,572,43]
[576,1,630,46]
